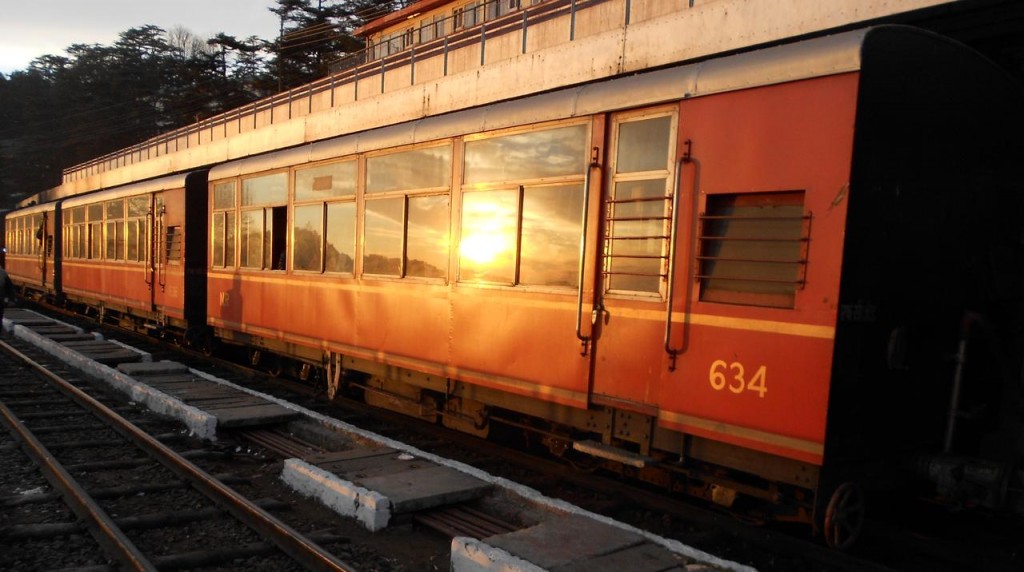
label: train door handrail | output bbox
[575,158,601,357]
[664,143,693,371]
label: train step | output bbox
[572,440,656,468]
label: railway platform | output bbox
[1,308,750,572]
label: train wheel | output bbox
[823,482,865,550]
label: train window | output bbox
[126,196,148,263]
[698,191,808,309]
[364,198,404,276]
[364,145,452,280]
[214,181,236,209]
[62,209,75,259]
[406,195,449,279]
[90,226,102,259]
[106,200,124,220]
[295,161,355,201]
[326,202,355,273]
[607,179,668,293]
[268,206,287,270]
[520,184,584,287]
[236,174,287,271]
[293,204,324,272]
[459,189,518,284]
[464,124,586,185]
[127,196,148,217]
[240,210,264,269]
[460,123,588,288]
[367,147,451,194]
[242,173,287,206]
[127,220,141,261]
[211,211,236,268]
[452,183,587,288]
[212,215,224,267]
[10,217,19,254]
[105,200,125,261]
[617,117,672,173]
[71,207,86,259]
[212,181,237,269]
[605,111,676,295]
[294,160,356,275]
[86,205,103,260]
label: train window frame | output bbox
[10,216,20,255]
[105,199,126,261]
[237,172,288,272]
[458,120,590,290]
[126,195,149,264]
[292,157,358,276]
[63,207,83,260]
[603,107,678,299]
[211,180,237,269]
[88,204,103,260]
[696,190,810,309]
[362,143,453,282]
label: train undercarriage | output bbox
[17,289,1022,550]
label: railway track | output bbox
[14,303,1024,571]
[0,336,358,571]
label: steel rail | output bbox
[0,341,156,571]
[0,339,359,572]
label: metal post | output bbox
[570,0,577,41]
[444,36,450,76]
[480,23,487,66]
[521,10,528,54]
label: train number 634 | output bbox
[709,360,767,398]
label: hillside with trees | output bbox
[0,0,407,208]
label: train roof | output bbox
[13,25,1007,205]
[7,201,57,216]
[211,26,877,179]
[221,24,1014,180]
[60,172,197,209]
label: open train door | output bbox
[590,106,686,420]
[36,211,49,290]
[38,208,58,294]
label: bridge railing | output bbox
[59,0,679,184]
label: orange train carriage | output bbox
[4,201,59,299]
[4,173,209,339]
[5,27,1023,547]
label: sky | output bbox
[0,0,283,74]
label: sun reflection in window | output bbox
[459,190,517,283]
[460,230,512,265]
